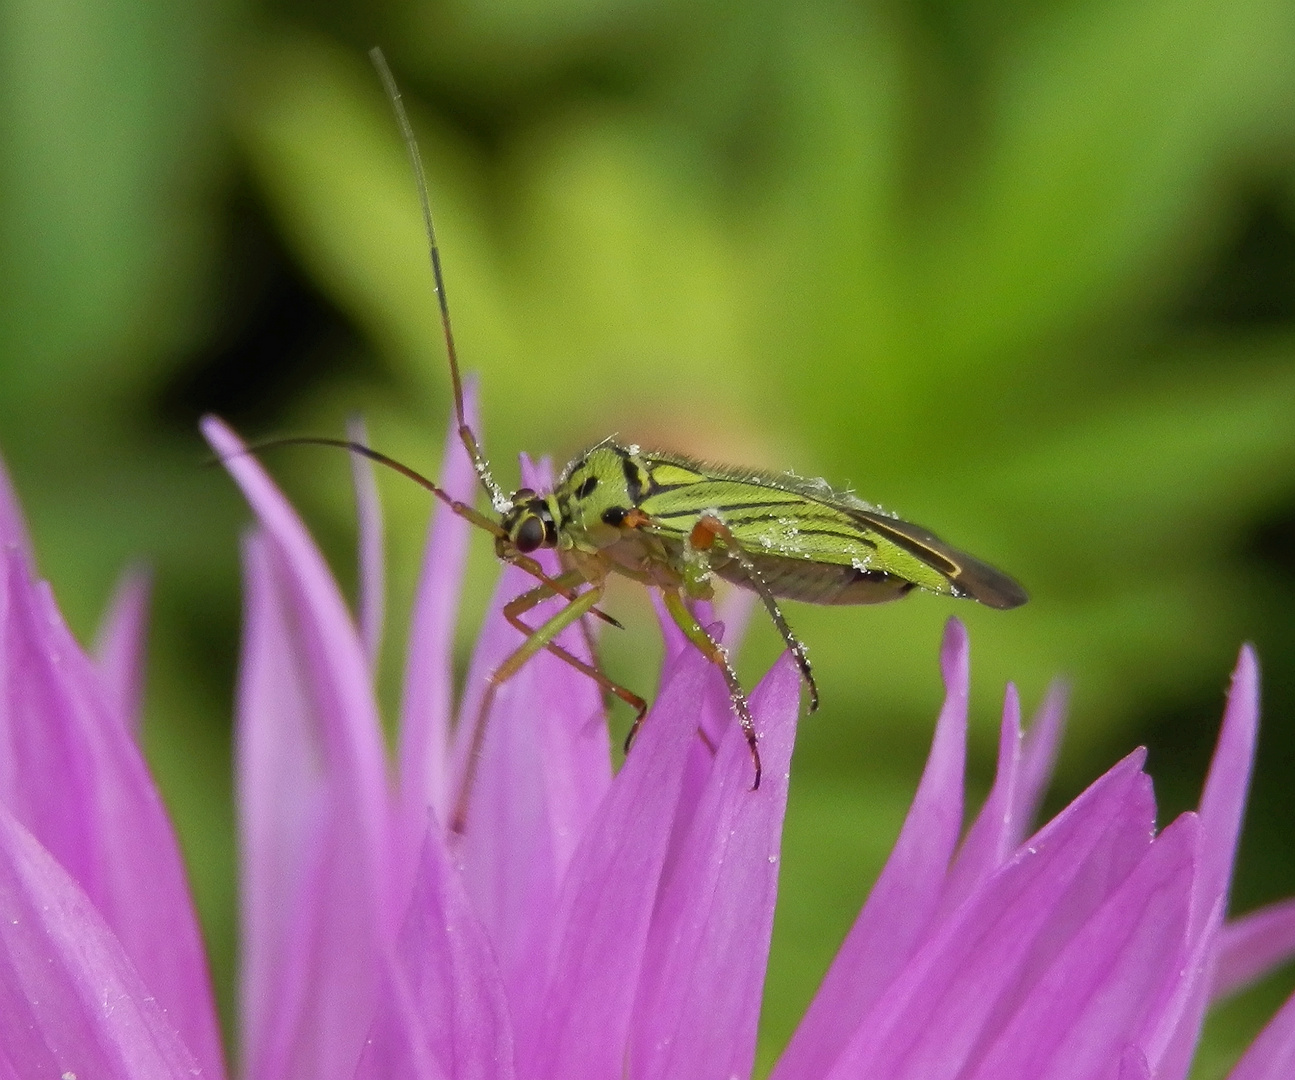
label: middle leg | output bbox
[659,587,762,789]
[689,514,818,711]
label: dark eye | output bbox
[510,515,546,554]
[575,475,598,499]
[513,515,546,553]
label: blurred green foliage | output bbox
[4,0,1295,1074]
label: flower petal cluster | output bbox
[203,400,801,1080]
[0,453,222,1075]
[2,399,1295,1079]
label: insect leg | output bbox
[450,583,610,833]
[502,585,648,726]
[221,433,626,633]
[504,552,623,628]
[659,587,762,790]
[690,514,819,712]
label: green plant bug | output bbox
[257,49,1027,827]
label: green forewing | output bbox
[632,453,1027,609]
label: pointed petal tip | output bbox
[200,414,240,457]
[1003,681,1021,720]
[757,649,806,724]
[1039,677,1071,719]
[93,564,154,732]
[1233,644,1260,705]
[939,617,969,690]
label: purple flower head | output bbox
[3,399,1295,1080]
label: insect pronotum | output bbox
[251,49,1027,831]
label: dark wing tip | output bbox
[952,554,1029,610]
[849,508,1029,610]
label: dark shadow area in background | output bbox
[1121,186,1295,917]
[1181,187,1295,330]
[154,182,377,435]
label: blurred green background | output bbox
[4,0,1295,1074]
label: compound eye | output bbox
[513,514,546,553]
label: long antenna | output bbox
[210,434,623,629]
[368,47,511,513]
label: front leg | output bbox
[451,582,626,833]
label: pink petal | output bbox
[206,416,394,1080]
[1228,984,1295,1080]
[514,646,716,1080]
[453,564,609,1014]
[1009,679,1069,848]
[713,586,757,659]
[773,618,970,1080]
[823,750,1157,1080]
[1213,898,1295,1001]
[0,553,224,1079]
[235,529,395,1080]
[939,683,1023,913]
[453,461,613,1022]
[236,536,332,1074]
[629,654,802,1080]
[1133,652,1264,1080]
[356,825,516,1080]
[656,622,742,887]
[451,454,610,832]
[649,596,731,765]
[1194,646,1260,938]
[0,456,32,561]
[346,416,385,671]
[1139,895,1223,1080]
[399,379,481,826]
[92,564,152,735]
[0,805,207,1079]
[1120,1046,1152,1080]
[961,814,1199,1080]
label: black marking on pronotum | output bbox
[574,475,598,500]
[621,455,646,503]
[602,507,628,527]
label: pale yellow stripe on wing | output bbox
[645,462,707,487]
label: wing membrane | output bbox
[845,508,1028,610]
